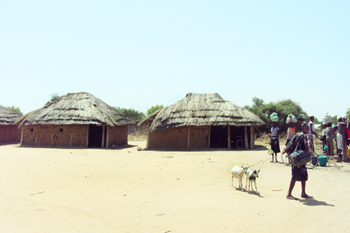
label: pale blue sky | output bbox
[1,1,349,120]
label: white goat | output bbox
[231,165,249,191]
[245,168,260,194]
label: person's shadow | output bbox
[299,198,335,207]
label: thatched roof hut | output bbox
[0,106,21,143]
[0,106,21,125]
[149,93,264,131]
[17,92,133,127]
[17,92,134,148]
[140,93,265,149]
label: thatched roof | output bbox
[16,92,134,127]
[137,109,161,127]
[148,93,265,132]
[0,106,21,125]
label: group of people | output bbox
[320,116,350,162]
[269,115,350,200]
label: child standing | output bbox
[270,121,280,162]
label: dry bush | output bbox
[128,129,147,141]
[255,132,270,146]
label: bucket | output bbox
[311,156,318,166]
[319,156,328,166]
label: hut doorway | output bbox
[230,126,245,149]
[88,125,103,148]
[210,126,228,148]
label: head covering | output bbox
[301,122,308,128]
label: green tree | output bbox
[252,96,264,107]
[6,106,23,116]
[114,107,145,121]
[46,93,60,105]
[245,97,308,133]
[312,117,321,124]
[146,104,164,116]
[346,108,350,120]
[331,115,339,124]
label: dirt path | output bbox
[0,141,349,233]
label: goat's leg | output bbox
[239,176,243,191]
[255,180,258,194]
[231,175,233,187]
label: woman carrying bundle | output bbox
[282,122,313,200]
[270,121,280,162]
[286,121,296,146]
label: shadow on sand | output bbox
[299,198,335,207]
[233,187,264,198]
[15,144,139,150]
[143,144,269,152]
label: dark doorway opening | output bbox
[103,126,107,147]
[88,125,102,148]
[210,126,228,148]
[230,126,245,149]
[247,126,251,149]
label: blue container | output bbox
[311,156,318,166]
[319,156,327,166]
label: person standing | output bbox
[308,116,319,152]
[285,122,296,146]
[342,118,348,162]
[282,122,313,200]
[321,127,327,154]
[324,122,336,156]
[270,121,280,162]
[347,122,350,147]
[337,117,346,162]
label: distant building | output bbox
[138,93,265,150]
[0,106,21,144]
[15,92,134,148]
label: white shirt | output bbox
[271,127,279,137]
[309,121,314,136]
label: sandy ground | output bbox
[1,141,349,233]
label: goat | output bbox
[245,168,260,194]
[231,165,249,191]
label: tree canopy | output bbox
[146,104,164,116]
[114,107,145,122]
[6,106,23,116]
[245,97,308,133]
[45,93,60,105]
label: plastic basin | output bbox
[318,156,327,166]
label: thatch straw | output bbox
[149,93,265,132]
[0,106,21,125]
[16,92,134,127]
[137,109,162,127]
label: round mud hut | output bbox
[0,106,21,144]
[138,93,265,150]
[15,92,134,148]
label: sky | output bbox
[1,1,349,121]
